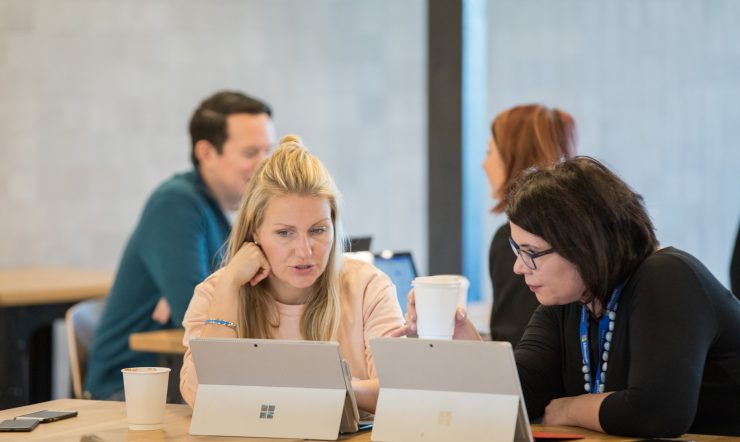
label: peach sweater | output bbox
[179,257,404,406]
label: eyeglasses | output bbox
[508,236,554,270]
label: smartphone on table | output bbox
[15,410,78,423]
[0,419,40,432]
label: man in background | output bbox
[85,91,275,400]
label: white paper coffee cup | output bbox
[121,367,170,430]
[412,275,466,339]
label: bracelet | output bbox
[204,318,238,330]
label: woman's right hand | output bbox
[391,290,483,341]
[223,242,271,288]
[204,242,269,334]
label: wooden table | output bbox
[0,268,112,307]
[125,333,734,441]
[0,399,731,442]
[0,268,113,409]
[0,399,369,441]
[129,328,186,354]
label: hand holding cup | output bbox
[391,279,482,341]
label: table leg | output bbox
[0,303,72,409]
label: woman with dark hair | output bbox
[484,104,577,345]
[403,157,740,437]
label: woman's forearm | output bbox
[201,274,241,337]
[351,378,379,414]
[543,392,612,432]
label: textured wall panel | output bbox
[481,0,740,292]
[0,0,427,273]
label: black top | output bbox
[516,247,740,437]
[731,222,740,297]
[489,223,541,346]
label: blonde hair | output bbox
[224,134,345,341]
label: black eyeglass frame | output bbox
[508,236,554,270]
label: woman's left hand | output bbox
[542,393,610,432]
[542,396,574,426]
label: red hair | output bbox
[491,104,577,213]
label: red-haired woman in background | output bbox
[483,104,576,345]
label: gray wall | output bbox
[0,0,427,273]
[2,0,737,296]
[479,0,740,299]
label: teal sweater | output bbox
[85,170,230,399]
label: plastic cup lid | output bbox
[412,275,463,287]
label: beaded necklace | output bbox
[579,283,624,394]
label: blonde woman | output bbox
[179,135,404,412]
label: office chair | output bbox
[65,298,106,399]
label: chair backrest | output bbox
[65,298,106,399]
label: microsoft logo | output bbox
[437,411,452,426]
[259,404,276,419]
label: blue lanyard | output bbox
[579,283,624,394]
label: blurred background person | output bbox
[484,104,576,345]
[85,91,275,400]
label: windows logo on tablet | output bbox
[259,405,275,419]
